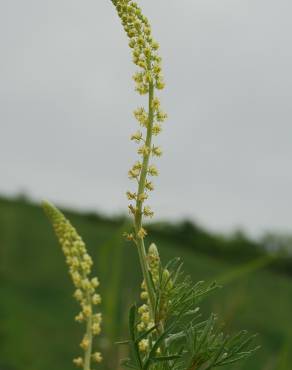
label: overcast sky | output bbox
[1,0,292,236]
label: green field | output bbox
[0,196,291,370]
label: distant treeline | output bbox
[148,221,292,277]
[2,194,292,277]
[78,208,292,277]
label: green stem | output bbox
[83,309,93,370]
[134,79,156,317]
[83,290,93,370]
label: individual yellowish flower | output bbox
[145,180,154,191]
[138,144,151,156]
[138,192,148,201]
[128,168,140,179]
[73,357,83,367]
[123,232,135,241]
[92,352,103,363]
[143,206,154,218]
[131,131,143,142]
[138,339,149,352]
[152,146,163,157]
[126,191,137,200]
[137,227,147,239]
[148,165,159,176]
[152,124,162,136]
[141,291,148,300]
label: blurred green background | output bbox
[0,195,292,370]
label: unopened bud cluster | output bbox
[42,201,102,367]
[137,244,172,349]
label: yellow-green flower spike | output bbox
[42,201,102,369]
[111,0,167,327]
[111,0,166,229]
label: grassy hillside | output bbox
[0,196,291,370]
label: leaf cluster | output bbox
[120,257,258,370]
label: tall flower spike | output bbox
[42,201,102,370]
[111,0,167,325]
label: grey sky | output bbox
[1,0,292,236]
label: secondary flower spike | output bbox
[42,201,102,369]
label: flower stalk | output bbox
[83,311,93,370]
[134,80,156,316]
[111,0,167,324]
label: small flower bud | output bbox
[131,131,143,142]
[152,41,159,50]
[133,161,142,170]
[152,97,160,110]
[152,124,162,136]
[144,47,151,57]
[92,294,101,305]
[133,72,144,83]
[145,180,154,191]
[73,289,83,301]
[129,39,135,48]
[92,352,103,363]
[144,27,151,35]
[137,322,145,332]
[138,192,148,201]
[93,313,102,323]
[137,60,147,69]
[80,336,90,350]
[148,243,159,257]
[123,232,135,241]
[148,165,158,176]
[138,145,151,156]
[73,357,83,367]
[82,305,92,317]
[126,191,137,200]
[134,107,148,126]
[128,168,140,179]
[128,204,138,215]
[141,312,150,324]
[147,321,155,331]
[153,63,162,75]
[92,323,101,335]
[141,291,148,300]
[143,206,154,218]
[138,339,149,352]
[137,36,144,46]
[75,312,84,323]
[81,278,91,290]
[137,227,147,239]
[156,78,165,90]
[152,146,163,157]
[138,304,148,314]
[156,110,168,122]
[91,277,100,288]
[135,83,149,95]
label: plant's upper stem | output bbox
[134,79,156,318]
[83,309,93,370]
